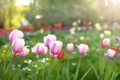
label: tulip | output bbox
[16,47,29,57]
[50,52,58,58]
[31,46,38,55]
[106,47,118,58]
[32,43,48,55]
[57,50,64,59]
[9,29,24,42]
[101,38,110,48]
[44,34,56,47]
[12,39,25,54]
[49,41,63,57]
[115,37,120,43]
[77,44,88,55]
[66,43,74,52]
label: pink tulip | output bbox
[16,47,29,57]
[106,47,118,58]
[50,52,58,58]
[49,41,63,57]
[32,43,48,55]
[44,34,56,47]
[77,44,88,55]
[106,49,116,58]
[101,38,110,48]
[9,29,24,42]
[66,43,74,52]
[12,38,25,54]
[31,46,38,55]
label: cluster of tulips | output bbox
[31,34,64,59]
[101,38,118,58]
[9,30,29,57]
[9,29,118,59]
[9,29,89,59]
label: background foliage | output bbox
[25,0,100,27]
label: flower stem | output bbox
[67,58,69,80]
[74,56,81,80]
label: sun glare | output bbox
[15,0,33,6]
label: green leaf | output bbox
[81,67,92,80]
[74,58,81,80]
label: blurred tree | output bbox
[0,0,29,29]
[0,0,16,29]
[25,0,100,28]
[0,0,9,28]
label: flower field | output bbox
[1,0,120,79]
[0,27,120,80]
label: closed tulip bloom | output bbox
[36,43,48,55]
[31,46,38,55]
[57,50,64,59]
[77,44,88,55]
[9,29,24,42]
[16,47,29,57]
[12,38,25,54]
[44,34,56,47]
[101,38,110,48]
[66,43,74,52]
[106,47,118,58]
[32,43,48,55]
[49,41,63,57]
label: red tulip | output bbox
[111,47,118,54]
[57,50,64,59]
[54,23,62,28]
[0,28,7,35]
[106,47,118,58]
[9,26,14,32]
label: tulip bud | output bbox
[31,46,38,55]
[57,50,64,59]
[32,43,48,55]
[44,34,56,47]
[16,47,29,57]
[106,47,118,58]
[12,39,25,54]
[77,44,88,55]
[49,41,63,55]
[101,38,110,48]
[9,29,24,42]
[66,43,74,52]
[49,41,63,58]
